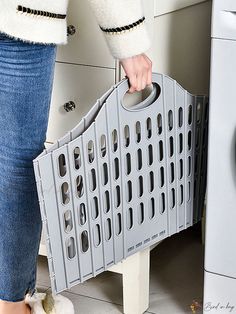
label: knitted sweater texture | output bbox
[0,0,151,60]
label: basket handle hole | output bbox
[121,82,161,111]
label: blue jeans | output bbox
[0,32,57,302]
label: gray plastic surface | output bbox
[33,72,208,294]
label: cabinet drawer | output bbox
[56,0,115,68]
[46,62,115,143]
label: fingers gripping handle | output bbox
[117,72,162,112]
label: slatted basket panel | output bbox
[33,72,208,294]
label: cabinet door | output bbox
[204,38,236,279]
[56,0,115,68]
[56,0,154,68]
[46,63,115,143]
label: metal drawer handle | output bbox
[64,101,76,112]
[67,24,76,36]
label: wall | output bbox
[151,1,212,95]
[154,0,208,17]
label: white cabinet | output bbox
[56,0,115,68]
[46,63,115,142]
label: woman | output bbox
[0,0,152,313]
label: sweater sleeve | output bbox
[87,0,152,60]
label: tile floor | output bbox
[36,223,204,314]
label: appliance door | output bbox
[204,37,236,279]
[212,0,236,40]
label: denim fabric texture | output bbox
[0,31,57,302]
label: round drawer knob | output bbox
[64,101,76,112]
[67,25,76,36]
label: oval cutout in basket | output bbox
[121,82,161,111]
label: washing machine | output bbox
[204,0,236,313]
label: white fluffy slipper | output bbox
[25,290,75,314]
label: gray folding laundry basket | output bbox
[33,72,209,294]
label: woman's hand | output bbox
[119,53,153,93]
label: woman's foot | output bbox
[25,292,46,314]
[0,298,31,314]
[26,303,31,314]
[25,290,74,314]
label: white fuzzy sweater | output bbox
[0,0,151,60]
